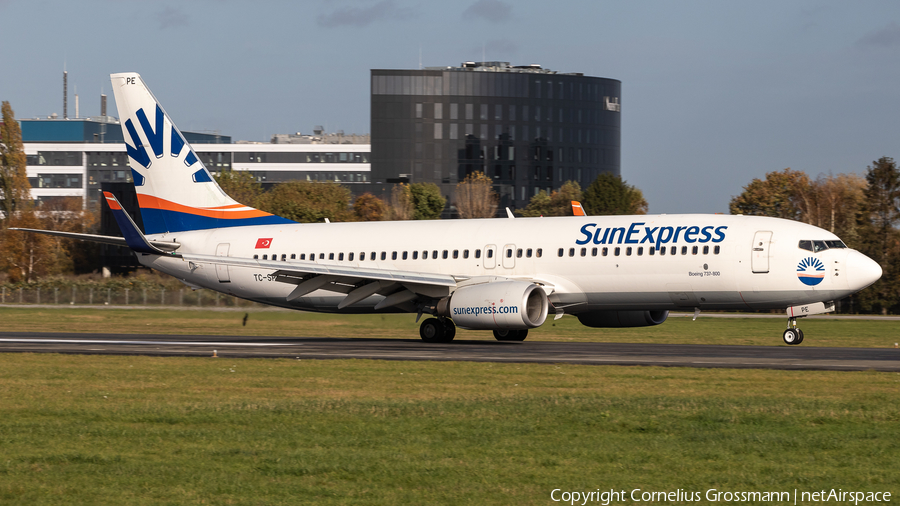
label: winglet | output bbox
[506,207,515,219]
[103,192,176,256]
[571,201,586,216]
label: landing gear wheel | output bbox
[420,318,455,343]
[493,329,528,341]
[783,328,800,345]
[796,329,804,344]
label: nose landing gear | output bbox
[782,318,804,345]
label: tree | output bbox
[455,171,498,218]
[408,183,445,220]
[353,193,387,221]
[728,168,810,220]
[582,173,647,215]
[853,158,900,314]
[388,184,413,220]
[214,170,264,208]
[37,196,101,275]
[0,101,30,225]
[0,205,55,282]
[258,180,356,223]
[519,180,582,217]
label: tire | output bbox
[782,328,799,345]
[441,319,456,342]
[494,329,528,341]
[796,329,804,344]
[420,318,445,343]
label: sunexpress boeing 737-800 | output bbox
[14,73,884,345]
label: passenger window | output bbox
[442,250,448,259]
[262,254,268,260]
[433,250,438,259]
[319,253,325,260]
[349,252,354,261]
[591,247,597,257]
[526,248,533,258]
[300,254,305,260]
[453,250,459,259]
[703,245,709,255]
[487,249,493,258]
[692,246,698,255]
[558,248,564,257]
[714,245,720,255]
[581,247,587,257]
[536,249,542,258]
[381,252,386,260]
[506,249,513,258]
[370,252,376,260]
[413,251,418,260]
[614,247,620,256]
[403,251,408,260]
[516,249,522,258]
[626,247,632,256]
[475,250,481,259]
[392,252,397,260]
[649,247,655,256]
[660,247,665,256]
[670,246,677,255]
[329,253,334,260]
[463,249,469,259]
[602,247,608,256]
[637,247,643,256]
[798,240,813,252]
[569,248,575,257]
[681,246,688,255]
[422,250,428,259]
[338,253,344,261]
[253,254,258,259]
[290,254,296,260]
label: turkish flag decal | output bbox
[255,238,273,249]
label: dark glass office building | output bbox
[371,62,621,213]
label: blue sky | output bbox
[2,0,899,213]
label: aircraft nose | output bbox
[846,250,882,290]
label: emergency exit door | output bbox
[216,243,231,282]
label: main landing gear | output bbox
[493,329,528,341]
[419,317,456,343]
[783,317,804,345]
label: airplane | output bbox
[12,73,883,345]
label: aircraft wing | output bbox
[179,252,460,309]
[8,228,181,251]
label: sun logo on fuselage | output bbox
[797,257,826,286]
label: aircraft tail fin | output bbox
[110,73,293,235]
[571,201,586,216]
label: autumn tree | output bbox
[388,184,413,220]
[0,206,56,282]
[353,192,387,221]
[258,180,356,223]
[582,173,647,215]
[455,171,498,218]
[0,101,30,225]
[729,168,810,220]
[409,182,446,220]
[214,170,264,208]
[519,180,582,217]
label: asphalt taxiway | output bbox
[0,332,897,371]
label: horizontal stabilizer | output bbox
[103,192,178,256]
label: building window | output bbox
[434,124,443,140]
[465,104,474,120]
[415,103,423,118]
[450,103,458,120]
[434,103,443,119]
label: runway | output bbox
[0,332,898,371]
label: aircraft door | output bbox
[751,231,772,273]
[484,245,497,269]
[502,244,516,269]
[216,243,231,283]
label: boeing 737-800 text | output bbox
[13,73,883,345]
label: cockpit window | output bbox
[825,240,847,249]
[813,241,828,252]
[798,240,813,252]
[800,239,847,252]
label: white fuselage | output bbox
[135,214,879,316]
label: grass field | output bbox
[0,308,898,504]
[0,354,898,505]
[1,306,898,348]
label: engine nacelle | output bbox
[437,281,549,330]
[576,310,669,328]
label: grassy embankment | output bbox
[0,354,897,504]
[0,306,897,348]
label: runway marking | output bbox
[0,338,298,347]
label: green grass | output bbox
[0,306,897,347]
[0,354,897,504]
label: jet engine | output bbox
[437,281,549,330]
[576,310,669,328]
